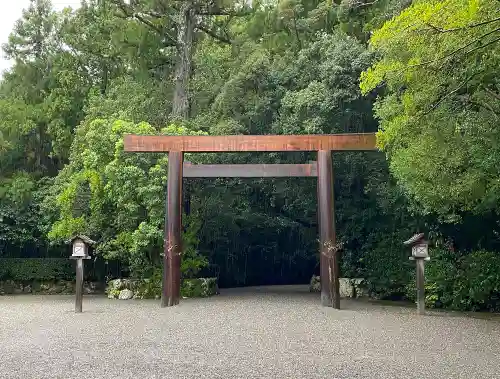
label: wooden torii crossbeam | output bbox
[124,133,377,308]
[183,162,318,177]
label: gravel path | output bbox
[1,286,500,379]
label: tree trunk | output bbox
[171,1,195,121]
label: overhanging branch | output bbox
[425,71,481,114]
[196,4,252,16]
[111,0,177,46]
[408,27,500,69]
[196,24,232,44]
[425,16,500,33]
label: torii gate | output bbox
[124,133,377,308]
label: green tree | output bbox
[361,0,500,219]
[110,0,252,120]
[0,0,85,256]
[47,117,207,275]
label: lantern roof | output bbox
[66,235,96,245]
[403,233,426,246]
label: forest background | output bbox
[1,0,500,311]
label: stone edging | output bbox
[309,275,367,298]
[106,277,219,300]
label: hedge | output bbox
[0,258,73,281]
[404,249,500,312]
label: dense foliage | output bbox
[361,0,500,220]
[405,249,500,312]
[0,258,73,281]
[1,0,500,310]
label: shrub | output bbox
[361,243,413,300]
[181,278,218,298]
[135,269,162,299]
[405,249,500,312]
[110,273,218,299]
[180,216,208,279]
[453,251,500,312]
[0,258,73,281]
[404,248,458,308]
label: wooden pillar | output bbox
[416,258,425,315]
[75,258,83,313]
[317,150,340,309]
[162,151,183,307]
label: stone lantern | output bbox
[404,233,429,260]
[404,233,430,315]
[67,235,95,313]
[70,235,94,259]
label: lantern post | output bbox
[404,233,430,315]
[68,235,95,313]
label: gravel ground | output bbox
[1,285,500,379]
